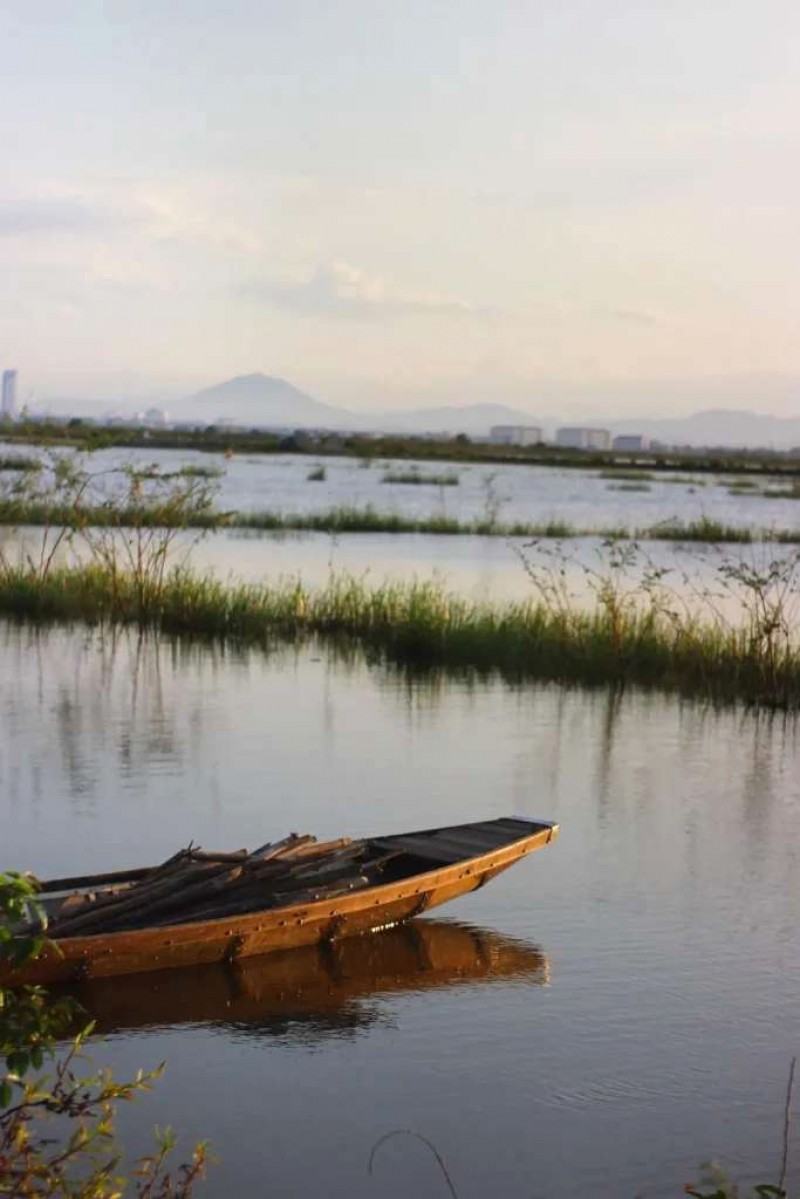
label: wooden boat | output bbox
[1,816,558,986]
[58,920,550,1037]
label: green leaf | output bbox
[7,1050,29,1075]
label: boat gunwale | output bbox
[1,820,558,984]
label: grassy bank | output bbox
[1,562,799,708]
[2,498,796,543]
[0,499,224,529]
[234,506,581,538]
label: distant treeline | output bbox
[3,416,800,478]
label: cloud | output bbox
[608,308,660,326]
[0,184,259,256]
[0,194,130,237]
[240,260,488,319]
[136,189,262,253]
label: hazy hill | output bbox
[369,403,800,446]
[172,378,543,437]
[607,409,800,449]
[172,373,357,428]
[170,375,800,446]
[32,372,800,448]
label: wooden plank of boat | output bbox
[0,816,558,986]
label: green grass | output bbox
[307,465,327,482]
[726,477,760,492]
[233,509,775,543]
[173,464,224,479]
[381,469,460,485]
[234,507,631,539]
[647,517,755,543]
[598,469,653,481]
[0,455,42,472]
[0,499,225,529]
[141,464,224,480]
[1,562,800,708]
[0,498,790,544]
[236,505,466,535]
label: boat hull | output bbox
[1,822,558,985]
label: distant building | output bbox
[612,433,650,452]
[1,370,18,420]
[555,426,611,450]
[489,424,543,447]
[143,407,169,427]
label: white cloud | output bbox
[241,260,489,319]
[0,193,133,237]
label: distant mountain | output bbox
[172,373,357,429]
[170,377,800,446]
[171,377,543,436]
[606,409,800,450]
[369,403,800,447]
[31,371,800,448]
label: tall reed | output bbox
[1,559,800,708]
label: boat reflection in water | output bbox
[63,920,549,1043]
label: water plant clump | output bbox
[649,517,755,543]
[598,468,653,481]
[307,464,327,481]
[727,476,761,493]
[0,455,42,472]
[173,463,224,479]
[381,468,460,485]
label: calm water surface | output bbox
[2,622,800,1197]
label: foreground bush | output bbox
[0,872,208,1196]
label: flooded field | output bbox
[2,622,800,1196]
[3,441,800,532]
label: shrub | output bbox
[0,871,209,1195]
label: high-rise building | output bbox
[489,424,543,447]
[1,370,17,420]
[555,426,611,450]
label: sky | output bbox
[1,0,800,416]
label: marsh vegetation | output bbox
[2,541,800,708]
[381,467,460,485]
[2,454,800,707]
